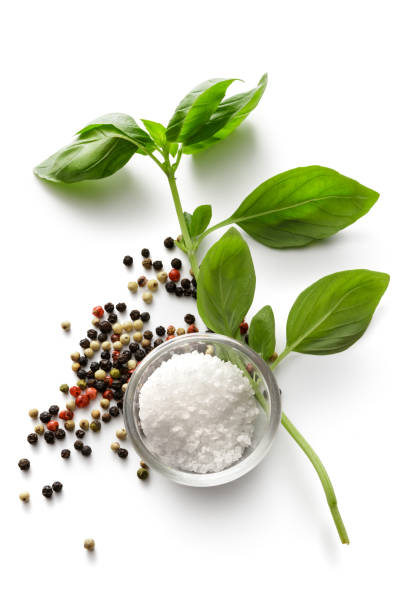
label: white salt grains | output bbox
[139,351,259,473]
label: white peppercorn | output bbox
[120,333,130,345]
[72,362,80,373]
[113,341,123,350]
[122,320,133,332]
[116,428,127,440]
[128,281,138,293]
[101,341,111,351]
[71,351,80,362]
[133,332,142,342]
[66,398,76,410]
[157,271,168,283]
[84,538,95,551]
[95,369,107,381]
[110,442,120,452]
[128,359,136,370]
[142,291,153,304]
[90,340,100,351]
[112,323,123,334]
[100,398,110,409]
[61,321,71,331]
[147,279,158,292]
[133,319,143,331]
[19,492,30,503]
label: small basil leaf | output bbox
[183,211,193,233]
[248,306,276,360]
[189,205,212,237]
[141,119,167,149]
[77,113,155,154]
[197,228,255,337]
[34,125,139,183]
[285,269,389,355]
[231,166,379,248]
[166,78,237,143]
[183,73,267,153]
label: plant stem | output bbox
[195,216,234,245]
[281,411,350,544]
[270,346,291,370]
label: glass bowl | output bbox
[124,333,281,487]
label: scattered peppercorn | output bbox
[128,281,138,293]
[27,432,38,445]
[167,325,176,335]
[102,412,111,423]
[108,313,118,324]
[18,458,30,471]
[52,481,63,492]
[80,338,91,349]
[28,408,39,419]
[34,424,45,435]
[99,320,113,333]
[90,420,101,432]
[153,338,163,347]
[110,441,120,452]
[142,291,153,304]
[175,286,184,297]
[79,419,89,431]
[116,302,126,313]
[140,312,150,322]
[109,406,120,417]
[187,324,199,333]
[76,429,86,439]
[130,310,141,322]
[116,428,127,440]
[123,255,133,266]
[164,237,174,249]
[147,279,158,292]
[84,538,95,551]
[104,302,114,313]
[152,260,163,271]
[44,431,55,444]
[171,257,182,270]
[61,320,71,332]
[40,411,51,423]
[74,440,84,451]
[64,420,75,432]
[76,394,90,409]
[141,248,150,257]
[165,281,176,293]
[98,332,108,343]
[118,448,128,459]
[81,445,92,456]
[59,383,69,394]
[137,467,149,480]
[176,327,185,336]
[157,270,168,284]
[55,428,66,440]
[42,485,53,498]
[169,269,181,282]
[61,449,71,459]
[19,491,30,502]
[184,314,195,325]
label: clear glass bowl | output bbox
[124,333,281,486]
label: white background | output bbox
[1,1,407,610]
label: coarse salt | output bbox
[139,351,259,473]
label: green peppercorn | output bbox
[90,420,101,432]
[110,368,121,379]
[137,467,149,480]
[64,419,75,432]
[60,383,69,394]
[34,424,45,435]
[28,408,39,419]
[77,379,87,390]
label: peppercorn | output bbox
[76,429,85,439]
[84,347,95,358]
[177,327,186,336]
[76,394,90,408]
[133,332,142,343]
[74,440,84,450]
[87,328,98,340]
[84,538,95,551]
[164,237,174,249]
[59,383,69,394]
[90,340,100,352]
[192,288,197,299]
[118,448,128,459]
[61,320,71,332]
[72,362,81,373]
[52,481,63,492]
[130,310,141,323]
[167,325,176,335]
[135,350,145,362]
[110,441,120,452]
[79,357,88,369]
[71,351,80,362]
[187,324,199,333]
[184,313,195,325]
[116,302,126,312]
[142,330,152,341]
[98,332,108,342]
[51,404,62,413]
[66,398,76,410]
[110,368,121,379]
[91,408,101,420]
[109,406,120,417]
[47,420,58,432]
[34,424,45,435]
[137,467,149,480]
[175,286,183,297]
[169,269,181,282]
[165,281,176,293]
[113,389,124,400]
[79,418,89,431]
[137,275,147,288]
[154,338,164,347]
[102,412,111,423]
[42,485,53,498]
[39,411,51,423]
[79,338,90,349]
[148,278,159,292]
[108,313,118,325]
[61,449,71,459]
[123,255,133,266]
[127,359,136,370]
[79,379,88,390]
[104,302,115,313]
[128,281,138,293]
[55,428,66,440]
[157,270,168,283]
[171,257,182,269]
[141,338,151,348]
[140,461,149,469]
[18,458,30,471]
[92,305,104,318]
[99,320,113,334]
[239,321,248,335]
[19,491,30,502]
[101,341,111,351]
[27,432,38,445]
[94,369,107,381]
[28,408,39,418]
[92,317,100,327]
[90,420,101,432]
[152,259,163,271]
[180,278,191,289]
[44,431,55,444]
[70,385,81,397]
[116,428,127,440]
[141,312,150,322]
[81,445,92,456]
[142,291,153,304]
[64,420,75,431]
[129,342,138,353]
[166,335,175,341]
[77,368,87,380]
[117,400,123,410]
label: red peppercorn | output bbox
[111,334,120,343]
[105,376,113,387]
[166,335,176,341]
[47,420,59,431]
[69,385,81,397]
[239,321,248,335]
[187,324,198,333]
[169,269,180,282]
[59,410,74,421]
[103,389,114,400]
[86,387,97,400]
[75,394,90,408]
[112,350,120,360]
[92,305,104,318]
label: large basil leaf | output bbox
[285,269,389,355]
[248,306,276,360]
[166,79,237,143]
[183,73,267,153]
[197,228,255,337]
[190,205,212,237]
[229,166,379,248]
[77,113,155,155]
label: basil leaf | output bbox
[190,205,212,237]
[183,211,193,233]
[141,119,167,149]
[249,306,276,360]
[34,125,139,183]
[183,73,267,153]
[77,113,155,154]
[166,78,237,143]
[230,166,379,248]
[285,269,389,355]
[197,228,255,337]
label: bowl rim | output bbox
[123,333,281,487]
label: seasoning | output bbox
[157,270,168,283]
[137,467,149,480]
[76,394,90,408]
[147,279,158,292]
[79,418,89,431]
[155,326,165,337]
[122,320,133,332]
[90,420,101,432]
[118,448,128,459]
[142,291,153,304]
[175,286,183,297]
[87,329,98,340]
[52,481,63,492]
[171,258,182,270]
[91,408,100,420]
[187,324,198,333]
[123,255,133,266]
[169,269,180,282]
[108,313,118,324]
[141,248,150,257]
[164,237,174,249]
[72,363,81,373]
[140,312,150,322]
[110,441,120,452]
[128,281,138,293]
[109,406,120,417]
[34,424,45,435]
[27,433,38,445]
[165,281,176,294]
[81,445,92,456]
[104,302,114,313]
[102,412,111,423]
[18,458,30,471]
[95,369,107,381]
[55,428,66,440]
[154,338,163,347]
[181,278,191,289]
[28,408,39,419]
[40,411,51,423]
[116,428,127,440]
[42,485,53,498]
[99,320,113,334]
[66,399,76,410]
[140,461,149,469]
[64,420,75,431]
[138,275,147,287]
[84,538,95,551]
[76,429,85,439]
[130,309,140,321]
[152,260,163,270]
[176,328,185,336]
[74,440,84,450]
[61,449,71,459]
[90,340,100,351]
[120,333,130,345]
[92,306,104,318]
[184,313,195,325]
[133,331,142,343]
[61,321,71,331]
[19,491,30,502]
[80,338,91,349]
[59,384,69,394]
[167,325,176,335]
[71,351,80,362]
[44,431,55,444]
[100,398,110,409]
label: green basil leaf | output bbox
[189,205,212,237]
[183,73,267,153]
[230,166,379,248]
[197,228,255,337]
[248,306,276,360]
[34,125,139,183]
[183,211,193,233]
[141,119,167,149]
[285,269,389,355]
[166,78,237,143]
[77,113,155,154]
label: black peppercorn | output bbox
[40,411,51,423]
[99,320,113,333]
[144,345,153,354]
[61,449,71,459]
[143,330,153,340]
[113,390,124,400]
[77,368,87,380]
[154,338,164,348]
[27,432,38,445]
[76,429,85,439]
[141,248,150,257]
[135,349,145,361]
[100,359,112,371]
[152,260,163,270]
[90,361,99,372]
[118,448,128,459]
[192,288,197,299]
[49,405,59,416]
[108,313,118,324]
[104,302,115,313]
[155,325,165,336]
[81,445,92,456]
[140,312,150,322]
[18,458,30,471]
[164,237,174,249]
[129,342,139,353]
[100,350,111,360]
[165,281,176,293]
[74,440,84,451]
[85,370,94,380]
[123,255,133,266]
[44,431,55,444]
[80,338,91,349]
[171,257,182,270]
[95,380,107,392]
[52,481,63,492]
[87,378,96,387]
[79,357,88,368]
[87,329,98,340]
[191,277,197,288]
[42,485,53,498]
[117,401,123,410]
[142,258,152,269]
[102,412,111,423]
[183,288,192,297]
[109,406,120,417]
[55,428,66,440]
[181,278,191,289]
[116,302,126,313]
[130,309,140,321]
[98,332,108,342]
[175,286,183,297]
[184,314,196,325]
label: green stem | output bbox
[281,411,350,544]
[270,346,291,371]
[195,216,234,246]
